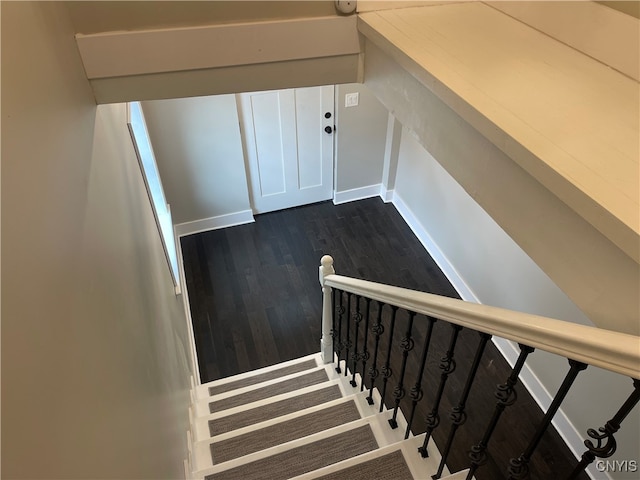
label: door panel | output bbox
[240,86,334,214]
[249,92,287,196]
[295,87,324,190]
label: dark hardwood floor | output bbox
[181,197,587,480]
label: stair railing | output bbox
[319,255,640,479]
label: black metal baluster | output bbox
[434,332,492,479]
[330,287,336,362]
[367,301,385,406]
[466,344,535,480]
[350,295,362,387]
[389,311,416,429]
[405,316,437,440]
[419,324,462,458]
[507,359,588,480]
[334,290,345,374]
[380,305,399,413]
[360,298,372,392]
[344,292,352,377]
[568,378,640,480]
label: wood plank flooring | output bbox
[181,198,587,480]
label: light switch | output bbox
[345,92,359,107]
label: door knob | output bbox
[324,126,334,134]
[325,112,332,119]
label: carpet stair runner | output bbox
[189,353,471,480]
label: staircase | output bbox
[189,353,462,480]
[186,256,640,480]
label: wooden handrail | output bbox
[319,256,640,379]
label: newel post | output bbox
[319,255,335,364]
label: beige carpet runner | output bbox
[209,369,329,414]
[211,401,361,464]
[315,450,414,480]
[209,384,342,437]
[205,425,378,480]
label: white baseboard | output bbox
[174,227,201,387]
[184,458,191,480]
[380,187,394,203]
[333,184,382,205]
[391,192,601,478]
[391,192,478,303]
[174,210,255,238]
[185,430,194,479]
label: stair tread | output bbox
[209,369,329,414]
[209,384,342,436]
[288,433,445,480]
[208,359,318,397]
[211,400,361,465]
[205,424,379,480]
[313,450,413,480]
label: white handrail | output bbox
[319,256,640,379]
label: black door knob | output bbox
[325,126,333,134]
[325,112,332,119]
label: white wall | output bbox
[2,2,191,477]
[393,127,639,478]
[334,83,389,198]
[141,95,252,226]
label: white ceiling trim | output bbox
[76,15,360,79]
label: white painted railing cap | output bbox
[322,272,640,379]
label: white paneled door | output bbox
[239,86,334,214]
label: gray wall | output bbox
[395,128,597,325]
[334,83,389,193]
[1,3,191,477]
[393,127,639,478]
[142,95,251,225]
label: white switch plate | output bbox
[345,92,359,107]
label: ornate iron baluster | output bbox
[389,311,416,429]
[344,292,352,377]
[334,290,345,374]
[419,324,462,458]
[466,344,535,479]
[360,298,372,392]
[380,305,399,413]
[367,301,385,406]
[568,378,640,480]
[434,332,492,479]
[405,316,437,439]
[507,359,588,480]
[350,295,363,387]
[330,287,336,362]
